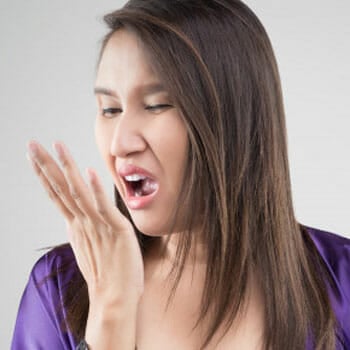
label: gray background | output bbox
[1,1,349,348]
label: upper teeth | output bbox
[124,174,147,182]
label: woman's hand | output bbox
[26,140,144,308]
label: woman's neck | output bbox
[143,232,208,283]
[161,233,207,265]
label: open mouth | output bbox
[123,175,159,198]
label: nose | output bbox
[109,112,147,158]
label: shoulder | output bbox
[12,244,80,349]
[28,243,82,323]
[30,243,78,288]
[28,243,80,325]
[305,225,350,269]
[304,225,350,344]
[305,225,350,292]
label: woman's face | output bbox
[94,29,189,236]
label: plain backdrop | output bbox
[1,1,349,348]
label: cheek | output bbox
[172,125,189,194]
[172,135,189,188]
[94,119,123,193]
[152,116,188,189]
[169,116,189,163]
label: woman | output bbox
[11,0,350,349]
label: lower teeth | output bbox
[132,178,158,197]
[135,190,143,197]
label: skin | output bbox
[94,29,189,237]
[26,29,264,349]
[25,28,190,349]
[27,139,142,348]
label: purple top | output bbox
[11,226,350,349]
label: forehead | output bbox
[96,29,158,86]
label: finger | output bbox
[86,167,131,232]
[53,141,101,221]
[64,219,99,283]
[28,140,84,220]
[26,152,74,222]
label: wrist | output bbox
[85,301,139,349]
[88,285,141,310]
[88,298,139,323]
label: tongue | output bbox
[135,178,158,197]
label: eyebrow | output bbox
[93,82,167,97]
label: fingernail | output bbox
[53,142,64,159]
[28,141,38,158]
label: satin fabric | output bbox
[11,226,350,349]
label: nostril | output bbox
[110,121,147,157]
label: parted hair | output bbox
[48,1,340,349]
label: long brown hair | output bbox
[48,1,340,348]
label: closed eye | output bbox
[101,104,173,118]
[145,104,173,112]
[101,107,122,118]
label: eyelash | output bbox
[101,104,173,118]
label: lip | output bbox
[117,163,159,210]
[118,163,157,180]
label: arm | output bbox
[26,141,145,349]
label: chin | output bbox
[129,213,174,237]
[133,224,171,237]
[131,215,190,240]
